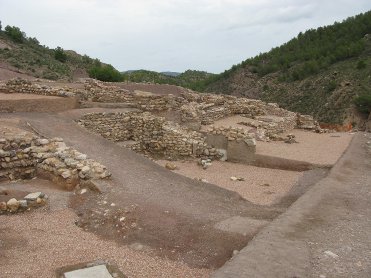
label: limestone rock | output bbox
[36,138,49,145]
[165,163,177,170]
[24,192,43,201]
[7,198,19,212]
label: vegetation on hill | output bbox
[0,22,214,88]
[204,11,371,124]
[122,69,215,91]
[0,22,113,81]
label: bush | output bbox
[356,59,366,69]
[354,93,371,114]
[4,25,25,43]
[88,65,122,82]
[325,80,337,93]
[54,47,67,63]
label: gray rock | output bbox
[24,192,43,201]
[36,138,49,145]
[19,200,28,208]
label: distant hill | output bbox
[204,11,371,125]
[161,71,181,77]
[121,69,215,91]
[0,23,114,81]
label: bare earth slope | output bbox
[213,132,371,278]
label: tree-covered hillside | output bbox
[205,11,371,125]
[122,69,215,91]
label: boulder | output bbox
[7,198,19,212]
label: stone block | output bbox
[227,138,256,164]
[205,134,228,149]
[64,265,113,278]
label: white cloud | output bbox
[0,0,370,73]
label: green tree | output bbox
[4,25,25,43]
[354,93,371,114]
[88,65,122,82]
[54,46,67,63]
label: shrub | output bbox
[354,93,371,114]
[356,60,366,69]
[88,65,122,82]
[54,47,67,63]
[325,80,337,93]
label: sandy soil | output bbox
[213,132,371,278]
[0,93,62,100]
[257,130,353,165]
[204,115,353,165]
[0,64,34,81]
[156,160,303,206]
[0,179,210,278]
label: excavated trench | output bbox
[0,110,340,272]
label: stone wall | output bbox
[0,78,77,97]
[0,94,78,113]
[79,111,259,162]
[79,111,227,159]
[0,127,110,190]
[1,78,312,135]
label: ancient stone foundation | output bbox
[0,127,110,190]
[79,111,258,163]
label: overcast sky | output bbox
[1,0,370,73]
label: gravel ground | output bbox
[256,130,353,165]
[0,202,210,278]
[204,116,353,165]
[156,160,302,206]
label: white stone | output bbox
[81,166,90,173]
[324,250,339,258]
[61,170,72,179]
[80,189,87,194]
[76,154,87,160]
[7,198,19,212]
[36,138,49,145]
[64,265,113,278]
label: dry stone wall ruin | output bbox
[79,111,224,159]
[0,127,110,190]
[0,78,319,161]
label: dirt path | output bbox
[213,132,371,277]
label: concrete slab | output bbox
[64,265,113,278]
